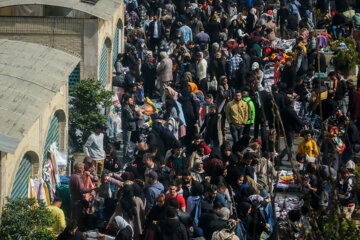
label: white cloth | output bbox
[153,21,159,38]
[196,58,207,80]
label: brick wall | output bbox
[0,17,85,77]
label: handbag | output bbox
[113,74,125,87]
[207,78,218,92]
[179,124,186,138]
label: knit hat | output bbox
[146,171,158,180]
[346,160,356,170]
[252,62,260,70]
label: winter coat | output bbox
[225,99,249,126]
[200,113,223,146]
[242,97,255,124]
[156,218,189,240]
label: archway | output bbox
[10,151,39,200]
[99,37,112,86]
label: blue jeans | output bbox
[122,130,132,160]
[332,25,345,39]
[229,124,244,144]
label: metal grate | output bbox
[69,63,80,90]
[112,28,119,66]
[99,42,108,86]
[10,154,32,200]
[43,115,59,167]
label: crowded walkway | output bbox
[58,0,360,239]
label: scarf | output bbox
[115,216,134,237]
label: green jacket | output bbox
[243,97,255,124]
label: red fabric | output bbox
[203,157,223,176]
[166,193,186,208]
[201,142,212,155]
[82,173,94,201]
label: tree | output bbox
[69,79,113,152]
[0,198,56,240]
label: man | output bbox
[225,90,249,143]
[199,201,224,239]
[196,52,207,85]
[339,168,356,219]
[279,98,303,162]
[179,22,193,44]
[201,184,218,213]
[145,171,164,212]
[157,51,173,96]
[182,170,201,200]
[69,163,95,229]
[228,47,243,80]
[156,156,173,189]
[47,197,66,236]
[191,16,204,37]
[194,27,210,45]
[166,180,186,212]
[83,123,105,187]
[146,14,164,51]
[143,153,157,182]
[277,3,289,39]
[166,140,189,176]
[294,46,308,79]
[281,57,296,90]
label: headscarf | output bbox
[250,8,258,27]
[188,82,205,99]
[238,202,252,219]
[115,216,134,237]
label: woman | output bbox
[178,82,200,145]
[200,104,223,148]
[121,94,143,160]
[216,76,233,131]
[209,51,227,84]
[190,159,206,183]
[228,19,240,40]
[114,184,145,240]
[188,82,205,107]
[189,142,211,169]
[246,8,258,33]
[162,99,181,140]
[144,194,167,240]
[206,16,222,45]
[115,216,134,240]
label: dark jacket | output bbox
[57,230,85,240]
[147,20,164,39]
[206,20,222,43]
[115,226,133,240]
[156,218,189,240]
[281,105,303,132]
[209,57,227,80]
[121,105,138,131]
[199,210,221,240]
[281,64,297,90]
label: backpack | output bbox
[244,99,252,122]
[354,13,360,28]
[212,230,239,240]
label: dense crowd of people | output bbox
[50,0,360,239]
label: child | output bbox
[135,79,145,105]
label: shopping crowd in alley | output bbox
[53,0,360,239]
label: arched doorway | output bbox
[112,19,123,65]
[42,110,66,168]
[99,38,112,86]
[10,152,39,200]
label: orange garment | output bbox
[188,82,204,99]
[82,171,95,201]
